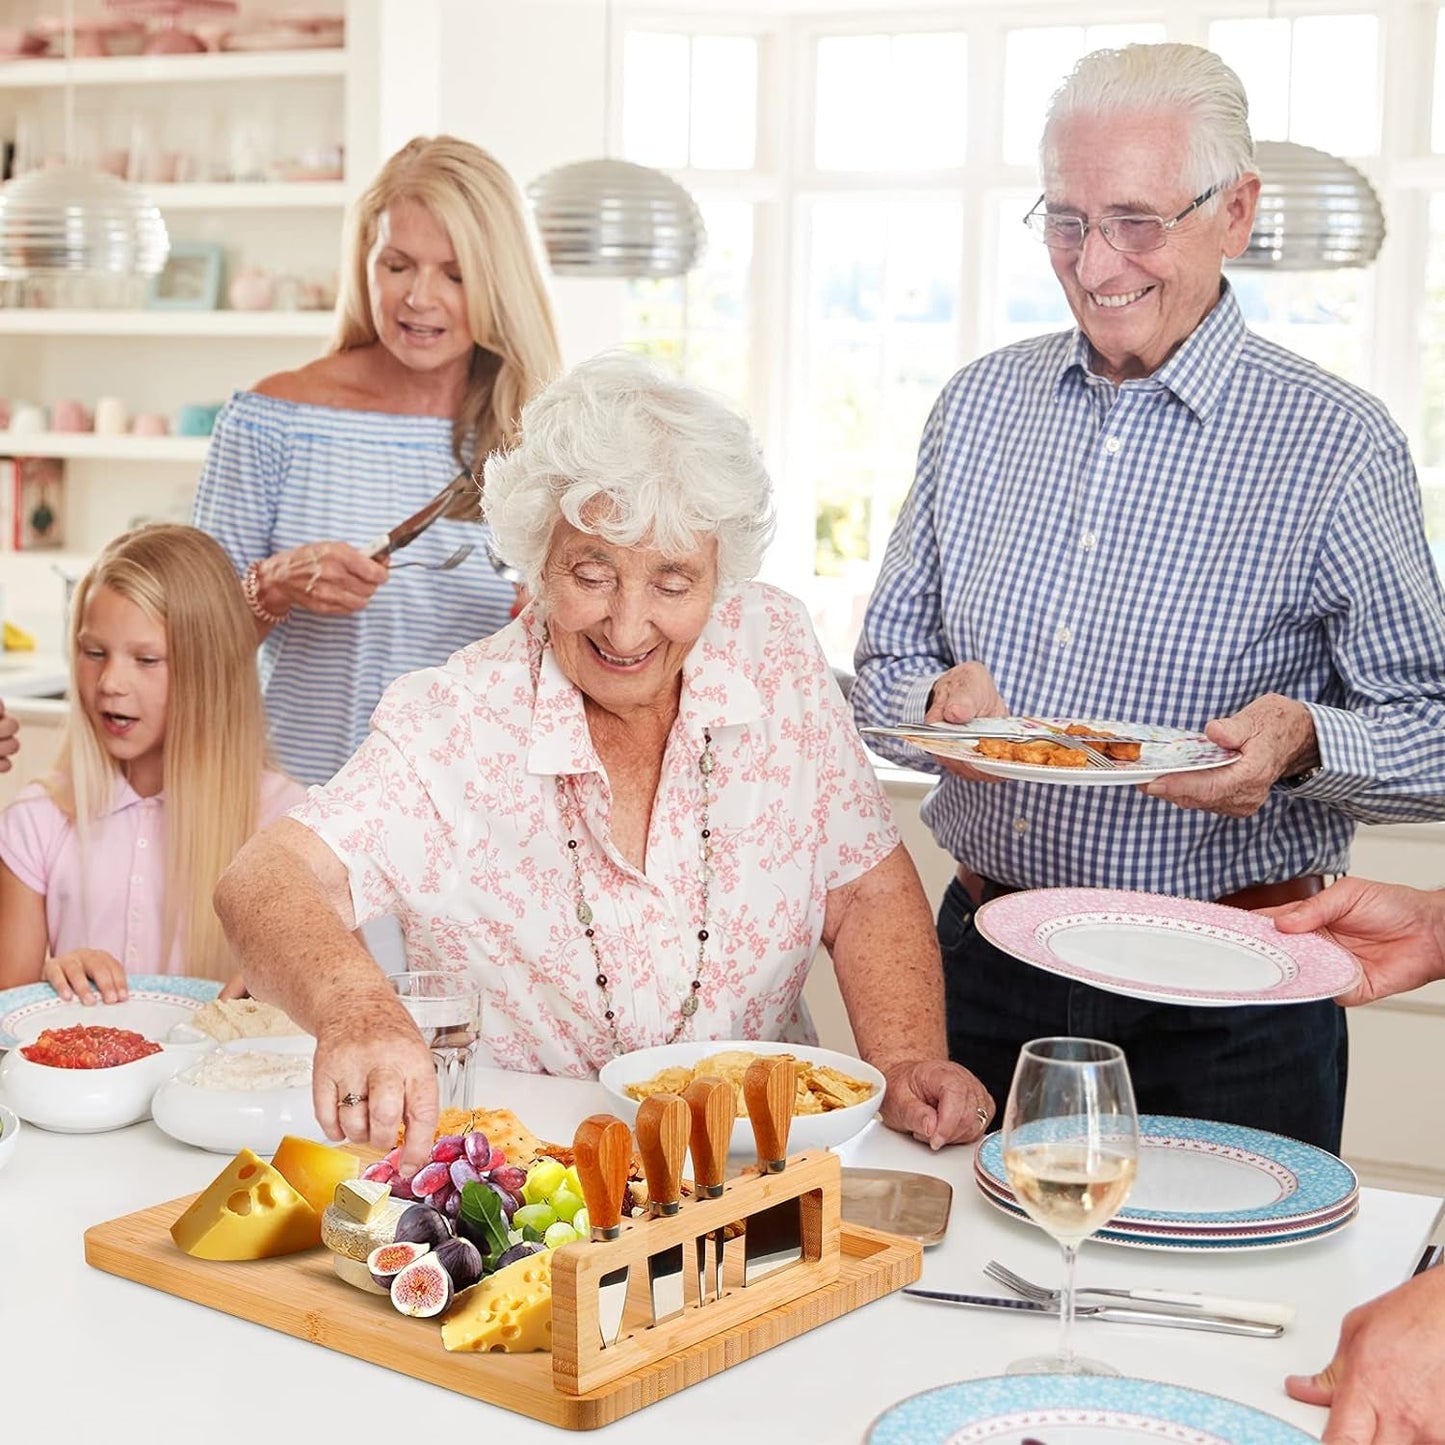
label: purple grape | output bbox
[431,1134,466,1164]
[449,1158,482,1191]
[437,1185,461,1219]
[484,1178,517,1224]
[488,1164,527,1195]
[389,1171,417,1202]
[463,1132,491,1170]
[361,1160,396,1184]
[411,1160,451,1197]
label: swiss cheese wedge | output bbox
[441,1250,554,1353]
[170,1149,321,1260]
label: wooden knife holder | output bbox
[551,1148,842,1395]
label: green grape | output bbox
[543,1220,580,1249]
[563,1165,582,1197]
[548,1187,584,1223]
[512,1202,557,1233]
[572,1206,590,1237]
[521,1159,567,1206]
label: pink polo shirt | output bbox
[0,771,305,975]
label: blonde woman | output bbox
[0,525,304,1000]
[193,135,563,785]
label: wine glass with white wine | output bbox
[1001,1036,1139,1376]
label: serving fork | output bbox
[983,1259,1295,1327]
[389,543,474,572]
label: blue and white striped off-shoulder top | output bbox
[193,390,516,786]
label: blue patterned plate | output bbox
[978,1115,1357,1231]
[867,1374,1316,1443]
[0,976,221,1050]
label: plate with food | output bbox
[0,1021,213,1132]
[975,888,1362,1007]
[150,1034,327,1155]
[866,1373,1317,1442]
[861,717,1238,786]
[0,974,221,1050]
[598,1039,884,1158]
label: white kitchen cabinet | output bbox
[0,1,381,597]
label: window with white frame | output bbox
[621,4,1445,663]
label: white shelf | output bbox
[0,309,335,338]
[143,181,350,210]
[0,49,347,89]
[0,433,208,462]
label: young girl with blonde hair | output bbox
[0,524,304,999]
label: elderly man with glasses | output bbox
[853,42,1445,1153]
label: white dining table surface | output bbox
[1,1063,1439,1442]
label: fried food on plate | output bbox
[972,722,1143,768]
[622,1049,877,1116]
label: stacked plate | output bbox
[975,1114,1358,1251]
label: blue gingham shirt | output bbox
[193,391,516,786]
[853,284,1445,898]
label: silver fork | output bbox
[1015,715,1115,769]
[983,1259,1296,1326]
[485,539,524,584]
[390,543,474,572]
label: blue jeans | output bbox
[938,877,1349,1153]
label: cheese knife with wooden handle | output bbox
[573,1113,634,1347]
[636,1092,689,1325]
[742,1056,801,1285]
[684,1075,734,1303]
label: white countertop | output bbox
[0,1065,1438,1440]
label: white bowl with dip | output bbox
[150,1034,327,1155]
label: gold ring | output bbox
[339,1091,367,1108]
[975,1105,990,1130]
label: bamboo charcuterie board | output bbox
[84,1157,922,1431]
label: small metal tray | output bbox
[841,1167,953,1246]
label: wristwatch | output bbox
[1279,763,1323,788]
[242,560,288,625]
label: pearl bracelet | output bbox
[242,560,288,625]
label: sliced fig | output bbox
[390,1252,454,1318]
[394,1202,453,1249]
[434,1235,484,1291]
[366,1239,428,1290]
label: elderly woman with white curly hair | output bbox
[216,351,993,1172]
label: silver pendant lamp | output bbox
[1233,140,1386,270]
[528,0,705,278]
[0,0,169,292]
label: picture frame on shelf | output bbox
[146,244,224,311]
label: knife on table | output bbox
[742,1055,801,1285]
[684,1075,735,1303]
[362,468,476,560]
[573,1113,634,1348]
[902,1289,1284,1337]
[636,1092,689,1325]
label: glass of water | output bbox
[387,971,482,1113]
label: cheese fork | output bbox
[983,1259,1295,1328]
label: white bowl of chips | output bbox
[598,1039,885,1160]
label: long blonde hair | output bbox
[331,134,563,495]
[48,525,278,982]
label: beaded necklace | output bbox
[557,729,715,1057]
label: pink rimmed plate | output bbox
[974,888,1361,1006]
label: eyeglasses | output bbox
[1023,181,1228,253]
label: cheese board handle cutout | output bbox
[684,1075,733,1191]
[744,1056,795,1167]
[636,1094,688,1208]
[574,1113,632,1233]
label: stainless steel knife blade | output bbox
[636,1092,689,1324]
[901,1288,1284,1337]
[573,1113,634,1347]
[742,1056,801,1285]
[685,1074,735,1303]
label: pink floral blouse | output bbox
[291,582,900,1077]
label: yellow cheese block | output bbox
[270,1135,360,1216]
[170,1148,321,1260]
[441,1251,553,1353]
[2,621,35,652]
